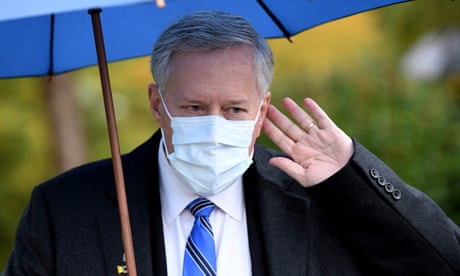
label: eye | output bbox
[188,105,202,112]
[229,107,243,113]
[224,106,250,120]
[182,104,207,115]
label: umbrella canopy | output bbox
[0,0,409,78]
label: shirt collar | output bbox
[158,137,244,224]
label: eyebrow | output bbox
[226,99,249,106]
[179,95,250,106]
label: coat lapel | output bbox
[98,208,126,275]
[98,133,166,276]
[259,186,311,275]
[97,176,156,275]
[245,148,311,276]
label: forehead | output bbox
[170,45,254,72]
[165,45,259,100]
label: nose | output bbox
[208,105,224,117]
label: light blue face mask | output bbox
[159,91,262,196]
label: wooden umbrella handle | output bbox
[88,9,137,276]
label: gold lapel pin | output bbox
[117,252,128,275]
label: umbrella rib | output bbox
[256,0,293,42]
[48,14,55,78]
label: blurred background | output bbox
[1,1,460,268]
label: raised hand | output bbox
[262,97,354,187]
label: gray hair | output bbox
[150,10,274,97]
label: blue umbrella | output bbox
[0,0,410,78]
[0,0,410,274]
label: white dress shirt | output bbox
[158,138,252,276]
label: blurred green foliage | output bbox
[1,0,460,270]
[380,0,460,51]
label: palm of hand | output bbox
[263,97,353,187]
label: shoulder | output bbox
[37,132,160,205]
[38,158,112,199]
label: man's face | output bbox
[149,44,271,154]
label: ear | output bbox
[148,84,163,122]
[254,91,271,138]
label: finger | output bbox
[269,157,313,187]
[265,104,305,141]
[262,117,297,155]
[269,156,301,175]
[303,98,334,130]
[281,97,317,133]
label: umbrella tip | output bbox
[156,0,166,8]
[288,37,294,43]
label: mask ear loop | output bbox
[158,89,174,120]
[247,99,266,160]
[158,89,174,155]
[253,98,265,123]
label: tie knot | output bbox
[187,198,215,218]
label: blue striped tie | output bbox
[183,198,217,276]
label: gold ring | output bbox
[304,122,316,133]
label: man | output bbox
[5,10,460,276]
